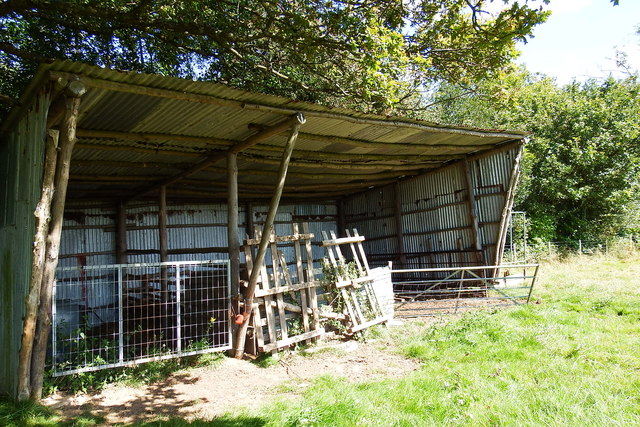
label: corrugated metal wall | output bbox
[0,92,50,398]
[59,202,337,270]
[343,146,521,268]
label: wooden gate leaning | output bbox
[244,223,324,353]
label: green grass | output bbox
[2,254,639,426]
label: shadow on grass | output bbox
[2,394,267,426]
[0,395,105,426]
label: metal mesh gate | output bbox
[52,260,231,376]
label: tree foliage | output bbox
[427,70,640,240]
[0,0,549,115]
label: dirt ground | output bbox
[43,322,424,424]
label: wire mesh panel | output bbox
[52,260,230,376]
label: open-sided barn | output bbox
[0,61,527,400]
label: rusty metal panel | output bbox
[342,147,519,269]
[0,92,50,398]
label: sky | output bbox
[514,0,640,84]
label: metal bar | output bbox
[526,264,540,304]
[176,264,182,354]
[118,265,124,364]
[391,264,539,273]
[51,279,58,375]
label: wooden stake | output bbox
[233,113,305,358]
[16,130,59,401]
[30,86,84,400]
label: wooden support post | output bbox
[493,143,524,268]
[159,185,169,301]
[16,130,59,401]
[245,202,255,240]
[227,152,240,302]
[337,199,346,238]
[393,182,406,267]
[233,113,305,358]
[463,160,484,265]
[159,186,168,262]
[30,83,85,400]
[116,201,127,264]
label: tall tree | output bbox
[0,0,549,116]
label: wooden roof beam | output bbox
[125,113,305,202]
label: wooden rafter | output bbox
[126,114,305,202]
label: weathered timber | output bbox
[464,159,484,264]
[227,152,240,308]
[239,155,438,171]
[16,130,58,401]
[393,182,406,267]
[30,87,84,400]
[233,114,304,358]
[128,115,304,202]
[494,143,525,268]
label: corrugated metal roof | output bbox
[6,61,528,203]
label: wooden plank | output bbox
[303,223,320,329]
[252,304,265,349]
[257,230,278,348]
[348,287,365,323]
[349,316,391,334]
[270,236,289,342]
[293,223,310,334]
[345,229,364,275]
[261,328,326,352]
[320,235,366,247]
[353,229,371,274]
[254,281,318,298]
[244,232,314,246]
[330,230,347,267]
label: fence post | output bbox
[118,265,124,364]
[176,264,182,355]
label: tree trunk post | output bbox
[227,152,240,349]
[30,84,85,400]
[233,113,305,358]
[16,130,59,401]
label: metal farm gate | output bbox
[52,260,231,376]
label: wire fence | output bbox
[393,264,539,317]
[504,236,639,264]
[52,260,231,376]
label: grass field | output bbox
[2,253,639,426]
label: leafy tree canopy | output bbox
[0,0,550,115]
[427,69,640,240]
